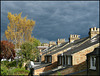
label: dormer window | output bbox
[90,56,96,70]
[45,55,52,63]
[45,56,47,63]
[68,56,71,65]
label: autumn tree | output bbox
[0,41,15,60]
[5,12,35,49]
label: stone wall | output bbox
[34,62,58,75]
[51,43,99,75]
[51,61,87,75]
[41,55,45,63]
[51,46,74,63]
[72,43,99,65]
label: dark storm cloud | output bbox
[1,1,99,43]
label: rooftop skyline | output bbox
[1,1,99,43]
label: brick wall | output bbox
[41,43,69,62]
[41,55,45,63]
[34,62,58,75]
[52,66,74,75]
[40,40,99,75]
[51,61,87,75]
[51,43,99,75]
[72,43,99,65]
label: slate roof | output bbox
[50,42,68,51]
[87,46,100,56]
[63,34,100,56]
[34,63,52,70]
[48,37,89,55]
[40,66,72,75]
[42,45,56,55]
[42,42,69,55]
[37,46,48,49]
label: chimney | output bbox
[89,27,100,38]
[49,41,56,47]
[57,38,65,45]
[69,34,80,43]
[41,43,49,47]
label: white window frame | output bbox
[68,56,71,65]
[45,56,47,63]
[90,56,96,70]
[50,56,52,63]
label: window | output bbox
[59,56,61,64]
[65,56,67,65]
[68,56,71,65]
[90,56,96,70]
[45,56,47,63]
[49,56,52,63]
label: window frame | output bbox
[45,56,47,63]
[49,56,52,63]
[68,56,71,65]
[90,56,96,70]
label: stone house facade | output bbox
[58,34,99,66]
[34,27,100,75]
[86,47,100,75]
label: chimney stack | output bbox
[57,38,65,45]
[49,41,56,47]
[89,27,100,38]
[69,34,80,43]
[41,43,49,47]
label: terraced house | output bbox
[34,27,100,75]
[87,47,100,75]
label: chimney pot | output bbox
[94,27,96,31]
[91,28,93,31]
[70,35,72,38]
[75,35,77,37]
[97,28,99,31]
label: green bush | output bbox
[18,59,24,68]
[18,62,23,68]
[7,67,15,75]
[1,61,9,65]
[6,60,17,68]
[13,68,30,75]
[1,60,30,75]
[57,71,62,75]
[1,64,8,75]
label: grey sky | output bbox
[1,1,99,43]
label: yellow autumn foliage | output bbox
[5,12,35,48]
